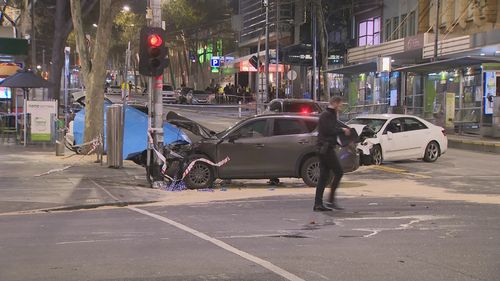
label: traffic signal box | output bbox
[139,27,167,77]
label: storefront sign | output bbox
[26,100,57,141]
[404,34,424,51]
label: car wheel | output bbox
[184,158,215,189]
[301,156,320,187]
[423,141,440,162]
[371,145,383,165]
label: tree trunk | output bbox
[69,0,91,85]
[85,1,120,145]
[49,0,97,107]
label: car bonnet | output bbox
[166,111,218,140]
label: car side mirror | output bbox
[387,131,393,140]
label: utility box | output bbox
[106,105,124,168]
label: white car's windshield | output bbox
[348,118,387,133]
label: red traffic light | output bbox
[148,34,163,47]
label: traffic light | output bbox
[139,27,167,76]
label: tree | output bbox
[70,0,122,147]
[48,0,97,110]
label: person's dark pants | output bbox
[314,148,344,206]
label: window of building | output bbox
[392,16,400,40]
[400,13,408,38]
[408,11,416,36]
[358,17,381,47]
[384,18,391,42]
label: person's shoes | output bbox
[313,205,332,212]
[326,201,344,210]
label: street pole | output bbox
[264,0,270,104]
[256,32,262,114]
[123,41,130,106]
[148,0,164,182]
[42,49,46,99]
[275,0,279,100]
[433,0,440,61]
[31,0,36,71]
[312,2,318,101]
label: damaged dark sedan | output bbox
[141,112,361,189]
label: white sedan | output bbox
[347,114,448,165]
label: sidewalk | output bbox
[0,143,316,215]
[447,134,500,154]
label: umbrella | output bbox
[0,70,53,146]
[0,69,53,88]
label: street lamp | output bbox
[123,5,131,12]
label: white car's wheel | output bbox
[371,145,382,165]
[423,141,440,162]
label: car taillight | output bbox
[300,107,311,114]
[441,129,447,136]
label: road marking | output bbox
[128,207,305,281]
[338,215,447,238]
[369,165,431,179]
[56,238,133,245]
[90,179,121,202]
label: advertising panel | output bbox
[26,100,57,141]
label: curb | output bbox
[41,200,158,212]
[448,138,500,154]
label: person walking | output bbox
[314,96,351,212]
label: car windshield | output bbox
[283,102,321,113]
[348,118,387,133]
[163,85,173,91]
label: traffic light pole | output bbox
[148,0,164,183]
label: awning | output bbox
[224,50,267,67]
[395,56,500,73]
[325,61,377,75]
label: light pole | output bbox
[264,0,270,104]
[312,2,318,101]
[275,0,279,100]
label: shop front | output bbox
[397,56,500,137]
[327,61,396,119]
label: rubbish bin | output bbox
[55,119,65,156]
[106,104,124,168]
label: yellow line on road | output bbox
[369,165,431,179]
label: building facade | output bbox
[329,0,500,137]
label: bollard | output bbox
[238,101,242,118]
[106,105,124,168]
[55,119,65,156]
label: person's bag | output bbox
[337,128,359,147]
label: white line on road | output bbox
[128,207,306,281]
[56,238,133,245]
[90,179,121,202]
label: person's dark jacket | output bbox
[317,108,344,149]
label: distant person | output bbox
[313,96,351,212]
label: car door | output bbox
[216,118,271,178]
[379,118,412,160]
[264,117,316,176]
[401,117,430,157]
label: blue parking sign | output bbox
[210,58,220,67]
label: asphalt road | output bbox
[1,105,499,281]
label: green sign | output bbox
[211,66,219,73]
[482,63,500,71]
[0,38,29,55]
